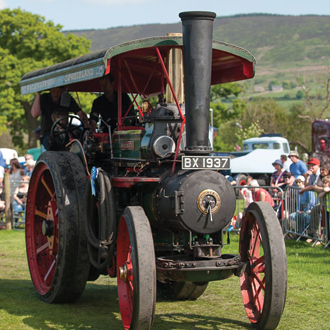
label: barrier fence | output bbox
[0,179,28,230]
[231,185,330,248]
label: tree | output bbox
[235,121,263,148]
[295,73,330,122]
[240,98,291,136]
[296,89,305,99]
[210,83,247,150]
[286,103,311,153]
[282,80,291,89]
[0,8,91,150]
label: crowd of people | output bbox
[0,153,35,222]
[237,150,330,244]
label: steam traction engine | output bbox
[20,11,287,330]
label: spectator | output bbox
[24,159,35,177]
[312,139,330,165]
[283,172,296,188]
[0,150,6,168]
[13,175,30,216]
[283,172,299,217]
[249,179,275,207]
[319,175,330,241]
[23,154,34,175]
[289,175,316,232]
[319,175,330,199]
[0,199,4,213]
[319,139,327,152]
[281,154,290,172]
[308,162,330,194]
[270,159,287,191]
[31,87,90,151]
[241,176,254,209]
[24,154,33,162]
[299,158,321,195]
[9,158,24,183]
[288,150,308,179]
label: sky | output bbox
[1,0,330,31]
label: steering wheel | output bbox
[50,115,85,149]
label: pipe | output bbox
[179,11,216,154]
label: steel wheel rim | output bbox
[240,213,265,323]
[117,215,134,329]
[26,162,58,295]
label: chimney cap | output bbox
[179,11,216,21]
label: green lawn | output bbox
[0,230,329,330]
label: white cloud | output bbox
[83,0,158,4]
[0,0,7,9]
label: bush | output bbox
[296,90,305,99]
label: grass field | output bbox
[0,230,329,330]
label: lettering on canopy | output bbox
[21,65,105,94]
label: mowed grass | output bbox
[0,230,329,330]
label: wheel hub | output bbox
[119,263,128,282]
[119,262,133,283]
[42,220,54,237]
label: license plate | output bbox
[181,156,230,170]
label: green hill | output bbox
[69,13,330,67]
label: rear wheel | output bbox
[239,202,287,329]
[117,206,156,330]
[25,151,90,303]
[157,280,208,300]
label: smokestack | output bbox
[179,11,216,154]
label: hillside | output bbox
[69,14,330,67]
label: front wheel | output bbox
[117,206,156,330]
[239,202,287,330]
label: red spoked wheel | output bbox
[239,202,287,330]
[25,151,90,303]
[117,206,156,330]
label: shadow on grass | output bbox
[0,278,122,329]
[153,313,251,330]
[0,278,252,330]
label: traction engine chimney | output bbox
[179,11,216,155]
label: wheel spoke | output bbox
[252,272,265,291]
[41,176,54,198]
[252,280,264,313]
[253,255,265,273]
[44,258,56,283]
[36,242,49,254]
[250,225,260,257]
[35,209,47,219]
[128,280,134,300]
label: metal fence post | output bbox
[4,171,12,230]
